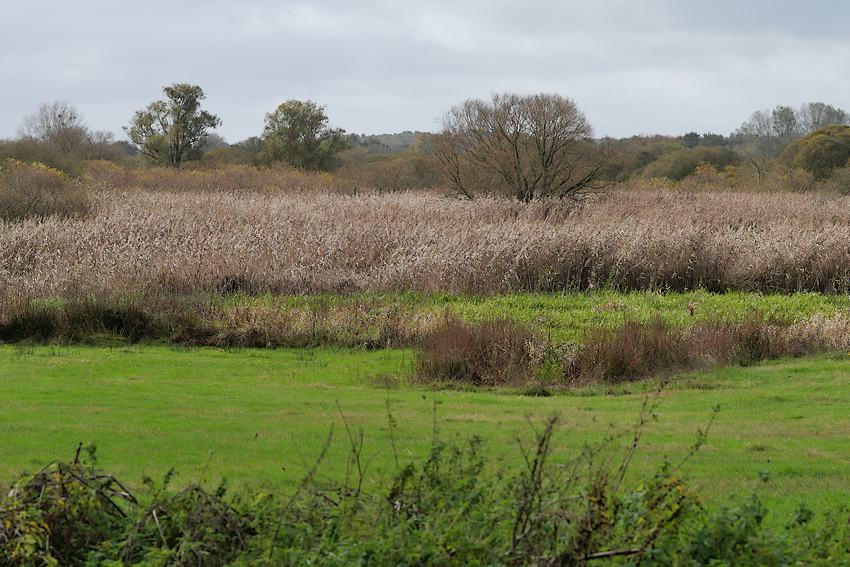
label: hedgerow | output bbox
[2,413,849,565]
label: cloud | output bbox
[1,0,848,141]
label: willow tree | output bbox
[125,83,221,167]
[433,93,610,202]
[260,100,349,170]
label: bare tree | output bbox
[734,105,803,179]
[18,101,89,155]
[771,105,799,139]
[434,93,610,202]
[798,102,849,133]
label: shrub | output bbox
[570,313,827,385]
[0,138,80,176]
[781,124,850,180]
[119,483,254,566]
[415,316,540,386]
[573,319,689,383]
[817,165,850,194]
[337,154,441,193]
[644,146,741,181]
[250,415,708,564]
[0,445,135,565]
[0,159,92,220]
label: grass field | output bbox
[2,344,848,521]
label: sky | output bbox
[1,0,849,142]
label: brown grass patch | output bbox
[415,316,541,387]
[569,313,834,385]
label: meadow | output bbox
[2,344,849,522]
[4,164,850,562]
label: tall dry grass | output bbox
[4,182,850,299]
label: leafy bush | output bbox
[645,147,741,181]
[0,445,135,565]
[117,483,254,566]
[781,124,850,180]
[0,159,92,220]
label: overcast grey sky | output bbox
[2,0,849,142]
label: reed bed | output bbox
[4,185,850,299]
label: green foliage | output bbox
[0,445,133,566]
[116,483,254,566]
[780,124,850,180]
[681,132,700,149]
[602,136,688,181]
[645,146,741,181]
[125,84,222,167]
[3,417,850,565]
[259,99,349,171]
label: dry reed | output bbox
[5,183,850,299]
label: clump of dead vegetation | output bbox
[415,316,541,386]
[414,313,850,388]
[568,313,841,385]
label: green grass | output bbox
[230,290,850,344]
[1,344,849,520]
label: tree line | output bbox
[3,82,850,201]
